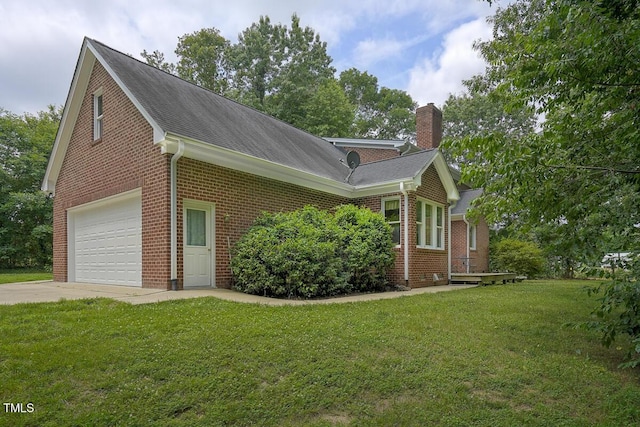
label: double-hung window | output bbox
[93,90,103,141]
[382,198,401,246]
[469,223,477,250]
[416,199,444,249]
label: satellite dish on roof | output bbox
[346,151,361,170]
[343,151,360,183]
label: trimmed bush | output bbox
[334,204,396,292]
[492,238,545,278]
[231,206,349,298]
[231,205,396,298]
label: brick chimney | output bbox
[416,103,442,150]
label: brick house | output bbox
[43,38,486,290]
[327,105,491,275]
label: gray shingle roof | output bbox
[350,150,438,186]
[89,38,440,189]
[90,39,349,181]
[452,188,483,215]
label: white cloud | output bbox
[406,17,492,107]
[0,0,498,114]
[354,36,418,69]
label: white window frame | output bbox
[93,89,104,141]
[416,198,445,250]
[469,223,477,250]
[382,197,401,247]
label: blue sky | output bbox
[0,0,499,116]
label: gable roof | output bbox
[90,39,350,182]
[43,38,458,202]
[451,188,483,216]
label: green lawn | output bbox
[0,269,52,284]
[1,280,638,426]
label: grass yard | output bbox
[0,269,52,284]
[1,280,638,426]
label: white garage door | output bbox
[69,191,142,286]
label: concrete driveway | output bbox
[0,281,476,306]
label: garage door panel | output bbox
[70,194,142,286]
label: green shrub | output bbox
[492,238,545,278]
[231,206,349,298]
[334,204,396,292]
[231,205,396,298]
[579,254,640,368]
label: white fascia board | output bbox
[324,137,405,150]
[352,180,415,198]
[160,135,356,198]
[416,152,460,203]
[42,41,94,194]
[86,41,165,143]
[159,136,452,200]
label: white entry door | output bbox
[183,202,214,288]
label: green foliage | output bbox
[230,206,348,298]
[333,205,396,292]
[231,205,395,298]
[441,74,536,167]
[580,254,640,368]
[299,79,354,137]
[492,238,545,278]
[143,17,418,139]
[0,106,59,268]
[339,68,417,139]
[174,28,232,95]
[466,0,640,366]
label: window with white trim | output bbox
[469,223,477,250]
[416,199,445,249]
[382,198,401,246]
[93,90,103,140]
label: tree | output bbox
[0,106,60,268]
[302,79,354,137]
[228,16,286,108]
[142,17,419,139]
[454,0,640,366]
[174,28,232,95]
[140,49,176,74]
[339,68,417,139]
[441,75,536,159]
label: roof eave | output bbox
[419,152,460,202]
[160,135,356,198]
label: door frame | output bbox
[182,199,215,288]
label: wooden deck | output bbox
[450,273,518,285]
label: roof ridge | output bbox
[86,38,342,150]
[358,148,438,167]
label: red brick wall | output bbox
[473,217,490,273]
[451,217,490,273]
[52,62,171,288]
[416,104,442,150]
[340,146,400,164]
[176,158,350,289]
[410,166,449,287]
[357,165,451,288]
[451,220,468,273]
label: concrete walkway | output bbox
[0,281,477,306]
